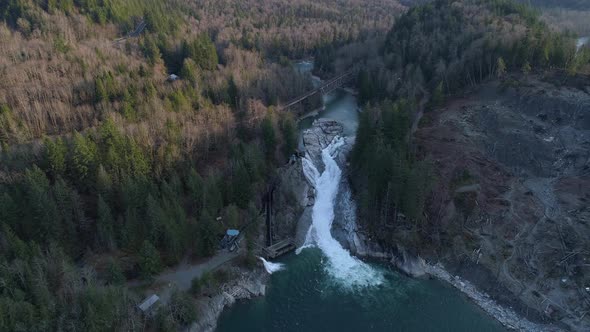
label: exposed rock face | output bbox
[391,248,427,278]
[275,119,345,246]
[342,228,427,277]
[273,157,311,241]
[414,76,590,331]
[302,119,344,172]
[190,268,269,332]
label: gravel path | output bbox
[145,250,240,305]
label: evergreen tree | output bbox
[139,240,162,279]
[94,76,108,103]
[71,132,97,185]
[224,204,240,229]
[232,162,252,209]
[183,34,218,71]
[227,75,238,109]
[141,34,162,65]
[124,137,150,180]
[431,81,445,108]
[496,57,507,77]
[186,168,204,211]
[280,116,297,159]
[1,224,29,260]
[52,178,78,255]
[96,165,113,202]
[0,192,18,229]
[261,115,276,160]
[357,69,373,102]
[22,166,59,244]
[97,195,115,250]
[106,259,126,285]
[203,175,223,216]
[145,194,165,244]
[180,58,199,84]
[168,291,197,326]
[522,61,532,75]
[44,137,67,178]
[196,211,218,257]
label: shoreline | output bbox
[349,243,558,332]
[193,249,556,332]
[190,266,269,332]
[424,263,555,332]
[347,227,559,331]
[347,230,559,332]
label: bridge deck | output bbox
[280,70,353,111]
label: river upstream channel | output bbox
[216,61,507,332]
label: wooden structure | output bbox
[263,238,296,259]
[262,173,295,259]
[219,229,241,251]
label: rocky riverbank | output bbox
[425,263,552,331]
[336,206,559,331]
[189,267,269,332]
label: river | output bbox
[216,62,506,332]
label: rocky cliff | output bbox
[189,268,269,332]
[273,119,346,246]
[413,75,590,331]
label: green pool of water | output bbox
[216,249,506,332]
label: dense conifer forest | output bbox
[0,0,402,330]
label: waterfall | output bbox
[300,137,382,288]
[259,257,285,274]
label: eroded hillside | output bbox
[416,74,590,330]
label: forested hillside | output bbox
[350,0,590,243]
[0,0,403,330]
[347,3,590,327]
[518,0,590,10]
[513,0,590,35]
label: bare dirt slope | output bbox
[416,75,590,331]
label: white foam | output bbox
[300,137,382,288]
[259,257,285,274]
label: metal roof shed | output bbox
[138,294,159,313]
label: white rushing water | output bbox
[259,257,286,274]
[577,37,589,52]
[300,137,382,288]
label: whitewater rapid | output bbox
[259,257,285,274]
[299,137,382,288]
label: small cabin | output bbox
[219,229,240,251]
